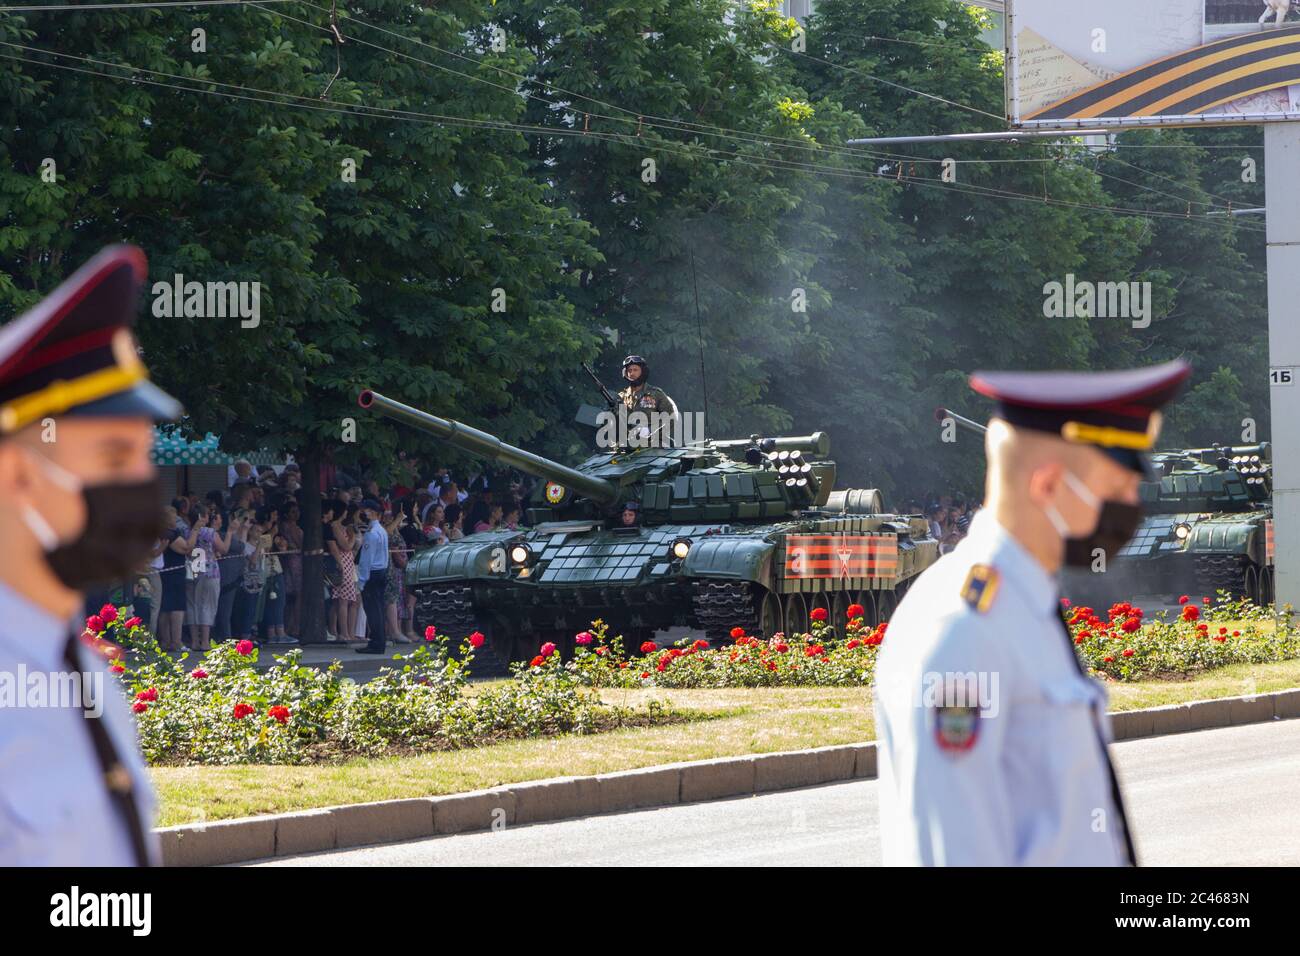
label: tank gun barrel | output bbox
[358,390,621,506]
[935,407,987,436]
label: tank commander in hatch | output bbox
[619,355,679,447]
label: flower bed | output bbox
[83,589,1300,763]
[85,611,679,766]
[1064,595,1300,680]
[528,595,1300,690]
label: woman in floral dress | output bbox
[329,504,360,642]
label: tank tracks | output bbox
[1193,554,1249,601]
[412,585,511,677]
[691,580,759,646]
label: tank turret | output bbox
[1143,443,1272,513]
[362,389,838,522]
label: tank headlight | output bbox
[671,538,691,560]
[510,544,531,565]
[1174,522,1192,540]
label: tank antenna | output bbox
[690,245,710,437]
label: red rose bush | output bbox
[1064,593,1298,681]
[565,610,887,689]
[101,607,670,765]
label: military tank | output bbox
[1112,443,1274,603]
[360,390,940,672]
[935,408,1274,604]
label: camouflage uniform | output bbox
[619,383,675,415]
[618,383,679,447]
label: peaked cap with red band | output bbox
[969,359,1192,477]
[0,245,181,434]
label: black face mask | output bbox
[44,476,166,589]
[1062,500,1144,567]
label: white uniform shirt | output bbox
[0,583,158,865]
[874,510,1128,866]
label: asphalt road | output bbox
[249,717,1300,867]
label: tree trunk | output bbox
[298,445,326,644]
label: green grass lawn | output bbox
[150,657,1300,826]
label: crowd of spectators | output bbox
[125,458,535,650]
[904,494,977,556]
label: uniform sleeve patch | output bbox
[933,706,981,753]
[960,564,1000,613]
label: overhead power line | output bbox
[0,45,1264,236]
[278,1,1236,216]
[3,0,1252,215]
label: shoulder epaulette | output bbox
[960,563,1000,614]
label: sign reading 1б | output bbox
[1272,368,1295,387]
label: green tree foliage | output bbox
[0,2,598,638]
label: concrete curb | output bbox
[158,687,1300,866]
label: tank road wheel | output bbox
[1260,566,1275,608]
[831,591,851,640]
[876,588,898,623]
[1194,555,1247,601]
[854,590,878,628]
[1245,564,1261,606]
[691,580,761,646]
[784,592,810,636]
[412,586,510,677]
[758,590,784,640]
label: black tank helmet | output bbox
[622,354,648,383]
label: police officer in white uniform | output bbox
[875,360,1190,866]
[0,246,182,865]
